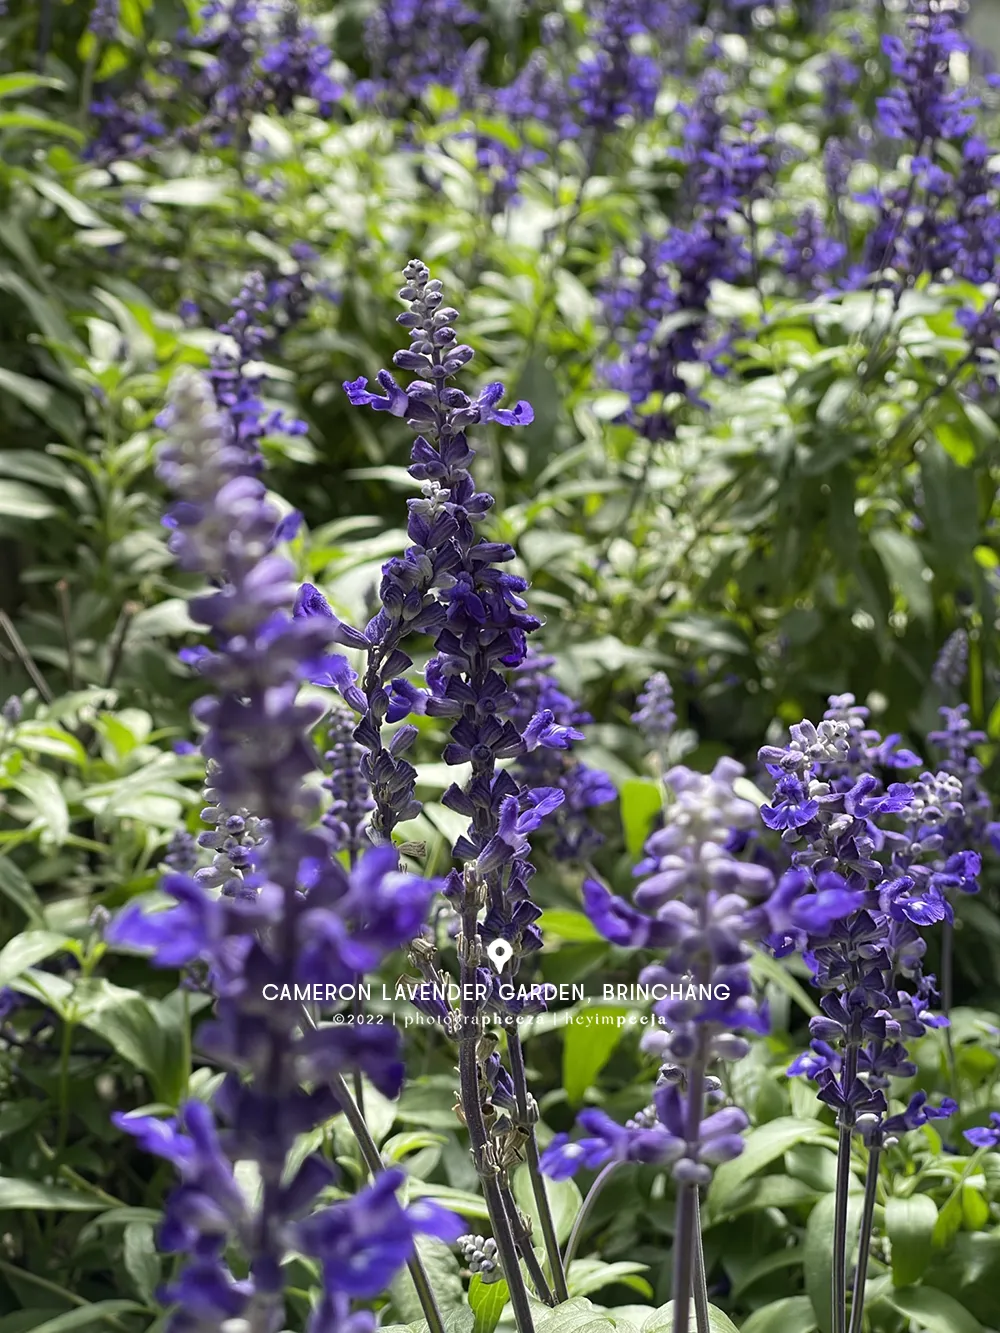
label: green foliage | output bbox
[2,0,1000,1331]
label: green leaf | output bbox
[729,1247,805,1299]
[27,177,102,228]
[0,481,57,520]
[535,1297,636,1333]
[934,1190,965,1249]
[10,768,71,846]
[0,931,69,988]
[880,1286,982,1333]
[870,527,932,625]
[390,1238,463,1324]
[5,1305,145,1333]
[741,1296,817,1333]
[0,368,80,442]
[0,857,45,927]
[566,1260,652,1299]
[469,1275,508,1333]
[76,984,171,1088]
[620,777,661,859]
[14,724,87,767]
[921,440,978,567]
[707,1118,835,1220]
[0,1179,111,1211]
[0,74,65,99]
[405,1182,490,1221]
[639,1302,740,1333]
[513,1164,581,1246]
[563,1005,630,1102]
[0,1311,67,1333]
[887,1194,938,1287]
[804,1191,863,1333]
[78,1207,162,1244]
[961,1186,989,1231]
[123,1222,160,1304]
[145,179,227,206]
[381,1132,446,1162]
[0,112,85,141]
[749,950,820,1019]
[539,910,603,943]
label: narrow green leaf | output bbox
[0,74,65,99]
[566,1260,651,1299]
[0,480,57,521]
[750,949,820,1019]
[123,1223,160,1304]
[10,768,71,845]
[0,1179,110,1212]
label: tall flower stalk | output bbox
[760,701,962,1333]
[546,756,848,1333]
[105,359,461,1331]
[319,260,583,1323]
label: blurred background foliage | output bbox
[2,0,1000,1329]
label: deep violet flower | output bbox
[107,368,453,1332]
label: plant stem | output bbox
[499,1179,556,1305]
[672,1050,707,1333]
[0,611,53,702]
[564,1160,620,1270]
[692,1193,711,1333]
[941,917,959,1106]
[507,1028,569,1301]
[457,899,535,1333]
[56,1015,75,1155]
[832,1046,859,1333]
[0,1258,140,1331]
[56,580,77,690]
[328,1069,447,1333]
[848,1146,881,1333]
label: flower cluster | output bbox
[542,756,848,1333]
[509,652,616,862]
[108,365,457,1332]
[360,0,482,107]
[568,0,662,133]
[601,70,773,438]
[336,261,577,957]
[758,699,960,1147]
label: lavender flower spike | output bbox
[109,369,458,1333]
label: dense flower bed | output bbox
[1,2,1000,1332]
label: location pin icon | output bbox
[486,938,514,972]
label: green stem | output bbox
[329,1070,448,1333]
[563,1160,620,1270]
[499,1179,556,1305]
[692,1193,711,1333]
[848,1147,881,1333]
[0,1257,144,1331]
[56,1016,76,1154]
[507,1030,568,1301]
